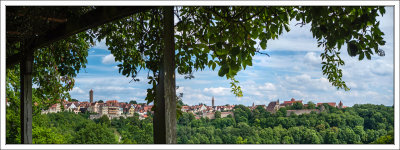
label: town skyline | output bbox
[43,96,347,121]
[70,79,392,107]
[70,88,354,108]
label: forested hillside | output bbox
[176,104,394,144]
[7,101,393,144]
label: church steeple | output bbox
[339,100,343,109]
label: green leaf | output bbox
[215,49,228,55]
[358,51,364,60]
[260,39,267,50]
[284,24,290,32]
[218,64,229,77]
[365,51,371,60]
[212,62,216,70]
[347,41,358,57]
[231,47,240,56]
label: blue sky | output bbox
[70,7,394,107]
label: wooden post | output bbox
[20,49,33,144]
[163,6,176,144]
[153,6,176,144]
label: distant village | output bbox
[42,89,346,120]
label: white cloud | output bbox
[102,54,116,64]
[370,59,392,76]
[290,90,305,97]
[260,83,276,91]
[304,52,320,65]
[266,21,321,52]
[94,86,136,92]
[282,74,333,92]
[92,40,108,50]
[176,86,185,94]
[241,81,277,97]
[184,92,212,106]
[70,87,85,94]
[203,87,231,96]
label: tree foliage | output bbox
[176,104,393,144]
[89,6,387,105]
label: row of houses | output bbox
[41,100,153,120]
[264,98,346,115]
[42,98,346,119]
[179,104,236,119]
[177,98,347,118]
[180,104,235,114]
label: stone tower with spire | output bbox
[339,100,343,109]
[89,89,93,103]
[212,96,215,108]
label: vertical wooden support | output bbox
[163,6,176,144]
[20,49,33,144]
[154,6,176,144]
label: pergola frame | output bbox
[6,6,177,144]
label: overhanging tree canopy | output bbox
[95,6,386,99]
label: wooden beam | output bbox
[7,11,68,23]
[154,6,176,144]
[6,53,21,69]
[34,6,156,49]
[20,48,33,144]
[6,6,156,68]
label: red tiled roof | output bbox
[106,100,119,106]
[50,103,58,108]
[283,100,303,104]
[143,105,153,111]
[79,103,88,107]
[317,102,336,107]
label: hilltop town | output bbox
[42,89,346,120]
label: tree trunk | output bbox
[154,65,166,143]
[20,49,33,144]
[153,6,176,144]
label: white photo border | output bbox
[1,1,399,150]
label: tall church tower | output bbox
[89,89,93,103]
[212,96,215,107]
[339,100,343,109]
